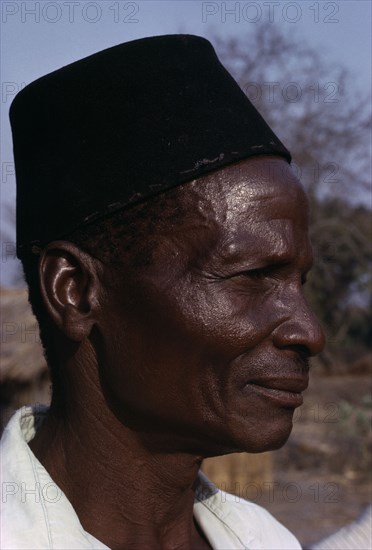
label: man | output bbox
[1,35,324,549]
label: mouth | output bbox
[243,376,309,408]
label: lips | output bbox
[243,375,309,408]
[248,376,309,394]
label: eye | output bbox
[245,267,269,279]
[240,265,278,280]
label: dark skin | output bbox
[30,156,325,549]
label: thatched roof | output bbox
[0,287,47,383]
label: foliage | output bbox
[307,200,371,360]
[335,398,372,474]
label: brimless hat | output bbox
[10,34,291,258]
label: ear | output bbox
[38,241,103,342]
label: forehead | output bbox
[180,156,308,226]
[200,156,306,212]
[165,156,311,264]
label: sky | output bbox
[1,0,371,285]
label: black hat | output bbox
[10,34,291,258]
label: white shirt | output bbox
[1,406,301,549]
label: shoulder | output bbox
[226,492,301,548]
[195,471,302,549]
[1,407,109,549]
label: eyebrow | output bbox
[212,247,314,279]
[216,246,295,269]
[213,221,313,271]
[220,224,294,258]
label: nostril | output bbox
[275,344,310,371]
[288,344,310,359]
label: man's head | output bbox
[11,35,324,455]
[21,155,324,455]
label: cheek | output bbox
[100,277,284,407]
[181,283,281,359]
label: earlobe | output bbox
[39,241,102,342]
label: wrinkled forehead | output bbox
[127,157,311,274]
[190,158,311,267]
[182,156,308,223]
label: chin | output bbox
[199,419,293,458]
[228,413,295,454]
[238,432,292,454]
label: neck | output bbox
[29,378,210,549]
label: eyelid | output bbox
[235,262,310,281]
[238,264,282,279]
[229,260,312,282]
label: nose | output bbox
[272,300,326,357]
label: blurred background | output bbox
[1,2,371,548]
